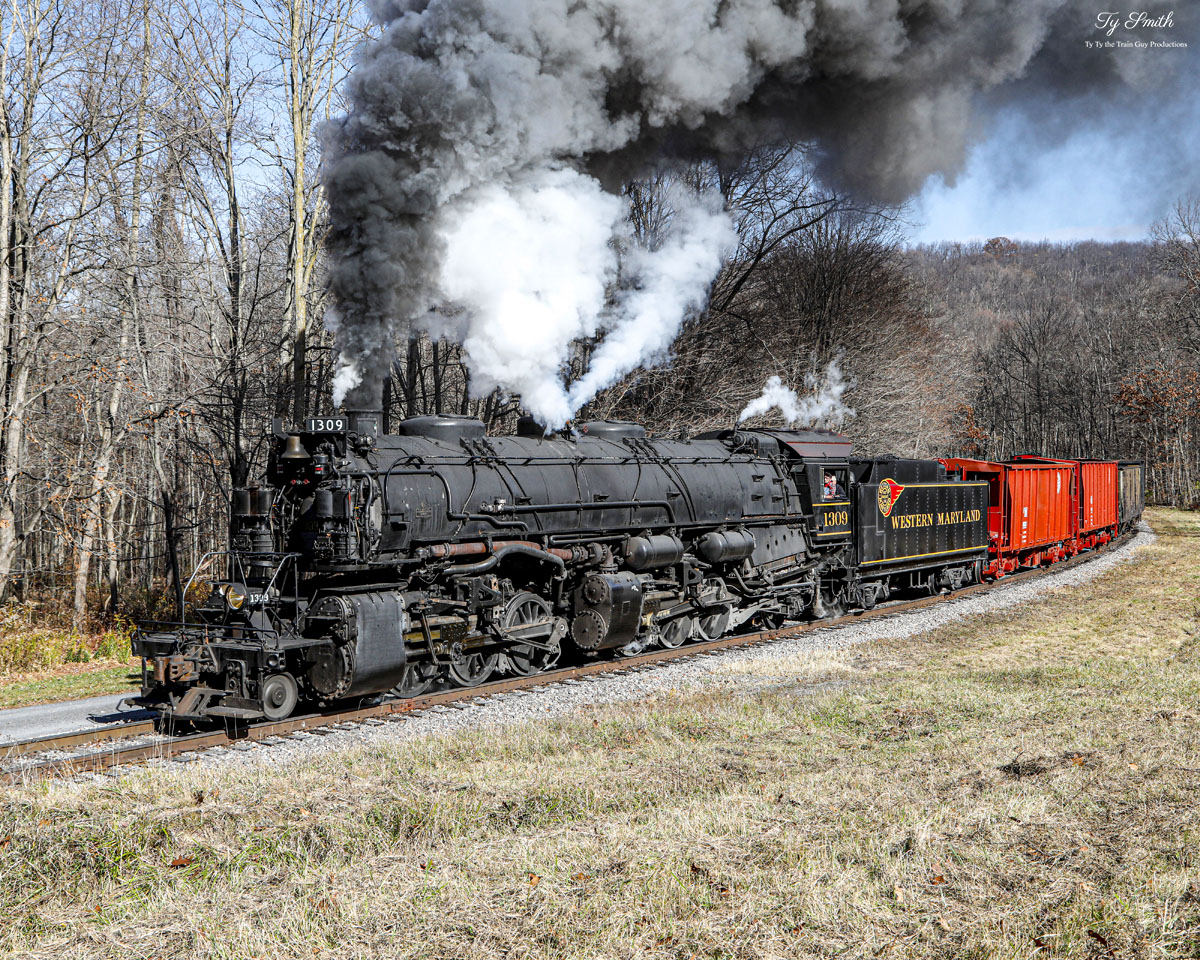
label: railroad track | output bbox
[0,535,1135,786]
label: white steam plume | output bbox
[431,172,736,425]
[567,189,737,413]
[434,168,625,426]
[325,0,1195,420]
[738,365,854,428]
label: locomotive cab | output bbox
[806,463,852,542]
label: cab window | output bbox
[821,469,848,501]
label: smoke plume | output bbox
[739,365,854,429]
[324,0,1193,424]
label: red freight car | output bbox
[1014,457,1119,549]
[941,457,1075,578]
[1076,460,1119,541]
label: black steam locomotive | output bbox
[132,411,989,724]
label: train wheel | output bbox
[659,615,693,649]
[261,672,299,721]
[391,661,439,698]
[447,651,500,687]
[505,593,562,676]
[695,605,732,641]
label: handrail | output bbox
[179,550,302,628]
[487,499,675,520]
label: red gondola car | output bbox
[1076,460,1119,544]
[940,458,1075,578]
[1014,457,1119,550]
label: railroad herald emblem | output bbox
[877,478,905,517]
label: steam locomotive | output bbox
[131,410,1138,725]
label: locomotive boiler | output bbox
[133,411,991,725]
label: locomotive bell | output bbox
[280,434,310,460]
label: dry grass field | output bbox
[1,509,1197,959]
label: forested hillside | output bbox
[590,209,1199,506]
[0,0,1195,629]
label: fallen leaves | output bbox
[169,856,194,869]
[1087,930,1109,947]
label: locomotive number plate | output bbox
[305,416,348,433]
[815,500,852,538]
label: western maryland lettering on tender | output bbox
[891,508,982,530]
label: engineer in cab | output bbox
[823,471,845,500]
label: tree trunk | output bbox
[162,489,184,620]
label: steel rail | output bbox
[1,533,1134,785]
[1,720,158,759]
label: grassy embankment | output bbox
[0,615,136,710]
[0,508,1197,958]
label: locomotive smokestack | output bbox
[344,407,382,438]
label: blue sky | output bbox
[909,91,1200,245]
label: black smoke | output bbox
[323,0,1195,415]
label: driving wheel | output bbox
[447,650,500,687]
[504,592,562,676]
[695,605,732,641]
[391,661,440,698]
[659,615,693,649]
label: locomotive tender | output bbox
[135,410,1020,724]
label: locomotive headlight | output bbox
[225,585,247,610]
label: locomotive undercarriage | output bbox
[133,541,985,729]
[132,525,880,726]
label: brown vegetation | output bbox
[0,509,1196,958]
